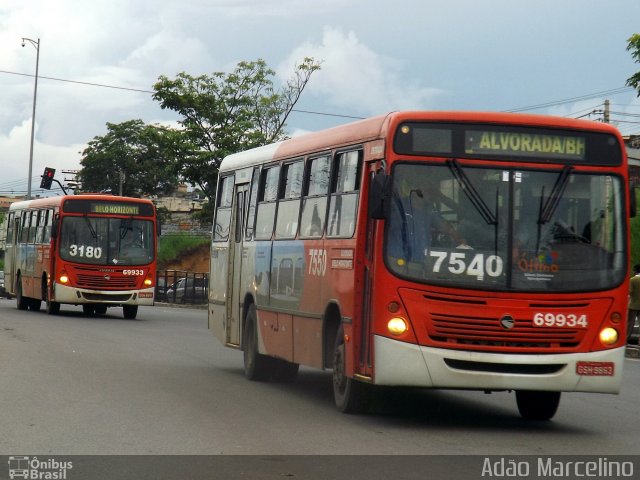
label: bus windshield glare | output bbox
[59,217,155,266]
[385,162,625,292]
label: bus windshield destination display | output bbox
[62,200,153,216]
[465,130,585,160]
[394,122,621,165]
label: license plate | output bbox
[576,361,615,376]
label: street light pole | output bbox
[22,37,40,200]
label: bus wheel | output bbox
[123,305,138,320]
[43,281,60,315]
[243,304,274,381]
[83,305,95,317]
[94,305,107,315]
[46,300,60,315]
[515,390,561,421]
[16,275,29,311]
[332,325,371,414]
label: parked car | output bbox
[165,276,208,303]
[0,271,6,297]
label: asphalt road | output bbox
[1,297,640,456]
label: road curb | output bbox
[154,302,207,310]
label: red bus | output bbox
[208,111,633,420]
[5,194,159,319]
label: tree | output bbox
[78,120,181,197]
[152,57,321,204]
[627,33,640,95]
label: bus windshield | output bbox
[385,162,625,292]
[59,216,155,266]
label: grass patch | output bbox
[158,234,209,268]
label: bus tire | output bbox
[515,390,561,421]
[123,305,138,320]
[46,300,60,315]
[83,305,95,317]
[42,280,60,315]
[332,325,371,414]
[94,305,107,315]
[243,304,273,381]
[16,275,29,311]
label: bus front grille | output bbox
[429,312,583,348]
[76,274,137,289]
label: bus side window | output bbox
[327,150,362,238]
[6,212,14,245]
[213,175,234,241]
[275,160,303,239]
[20,212,30,244]
[36,210,46,244]
[255,165,280,240]
[43,209,54,243]
[245,167,260,240]
[300,155,330,238]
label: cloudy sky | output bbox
[1,0,640,196]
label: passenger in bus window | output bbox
[387,176,467,266]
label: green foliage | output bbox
[152,57,321,204]
[627,33,640,96]
[78,120,182,196]
[158,234,209,268]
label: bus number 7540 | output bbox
[429,250,503,280]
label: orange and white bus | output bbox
[5,194,159,319]
[208,111,633,420]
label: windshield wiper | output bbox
[535,165,574,252]
[538,165,574,225]
[447,159,497,225]
[83,215,97,239]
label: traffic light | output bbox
[40,167,55,190]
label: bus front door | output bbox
[225,184,249,346]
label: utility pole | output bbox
[604,99,610,123]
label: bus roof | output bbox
[218,110,624,173]
[8,194,154,212]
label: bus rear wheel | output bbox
[243,304,274,381]
[515,390,561,421]
[332,325,371,414]
[16,275,29,311]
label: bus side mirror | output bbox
[630,182,637,218]
[157,222,162,236]
[368,170,390,219]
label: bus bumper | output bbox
[372,334,624,393]
[53,283,155,306]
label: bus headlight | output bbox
[599,327,618,345]
[144,278,153,287]
[59,272,69,284]
[387,317,408,336]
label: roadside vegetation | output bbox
[158,234,209,269]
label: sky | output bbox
[1,0,640,197]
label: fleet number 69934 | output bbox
[532,312,588,327]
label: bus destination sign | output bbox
[63,199,154,216]
[91,203,140,215]
[465,130,586,161]
[393,122,622,165]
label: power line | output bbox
[505,86,634,113]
